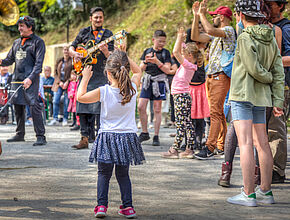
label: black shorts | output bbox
[140,81,166,100]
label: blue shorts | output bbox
[140,81,166,100]
[231,101,266,124]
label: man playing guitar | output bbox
[69,7,114,149]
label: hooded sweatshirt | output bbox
[229,24,284,108]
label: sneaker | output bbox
[179,148,195,159]
[94,205,107,218]
[214,148,224,155]
[272,170,285,184]
[7,135,25,142]
[70,125,80,131]
[118,206,136,219]
[161,147,179,159]
[33,136,47,146]
[255,186,275,204]
[62,119,68,126]
[227,188,257,207]
[152,135,160,146]
[138,132,150,143]
[48,119,58,126]
[25,120,33,126]
[195,146,214,160]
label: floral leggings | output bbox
[173,93,195,150]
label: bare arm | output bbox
[191,1,211,43]
[130,57,142,88]
[77,65,100,103]
[168,63,178,75]
[274,26,282,55]
[173,27,185,65]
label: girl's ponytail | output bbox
[105,50,136,105]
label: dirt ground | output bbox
[0,124,289,220]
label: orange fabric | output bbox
[93,31,98,39]
[21,37,29,46]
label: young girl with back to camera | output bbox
[161,27,203,159]
[77,46,145,219]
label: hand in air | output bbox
[273,107,284,117]
[82,65,93,79]
[23,78,32,89]
[199,0,208,15]
[115,40,127,52]
[192,1,200,15]
[177,27,186,41]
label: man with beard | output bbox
[69,7,114,149]
[191,1,236,159]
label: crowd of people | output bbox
[0,0,289,218]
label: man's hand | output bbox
[73,51,83,63]
[99,43,110,57]
[192,1,200,16]
[199,0,208,15]
[273,107,284,117]
[23,78,32,89]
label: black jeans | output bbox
[79,113,96,138]
[97,162,132,208]
[14,103,45,137]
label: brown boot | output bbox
[218,162,232,187]
[71,136,88,150]
[255,165,261,185]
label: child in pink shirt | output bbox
[162,27,203,159]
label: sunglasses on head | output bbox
[19,16,28,21]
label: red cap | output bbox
[208,6,233,21]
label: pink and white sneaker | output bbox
[118,205,136,219]
[94,205,107,218]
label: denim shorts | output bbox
[230,101,266,124]
[140,81,166,100]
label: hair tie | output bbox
[120,66,125,71]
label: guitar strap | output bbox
[95,28,105,44]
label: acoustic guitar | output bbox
[73,29,127,75]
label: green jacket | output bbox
[229,25,284,108]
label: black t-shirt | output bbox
[140,48,171,76]
[190,64,206,85]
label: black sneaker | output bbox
[272,170,285,184]
[70,125,80,131]
[139,132,150,143]
[33,136,47,146]
[152,135,160,146]
[195,146,214,160]
[7,135,25,142]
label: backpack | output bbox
[220,28,237,78]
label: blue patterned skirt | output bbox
[89,132,145,166]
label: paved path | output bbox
[0,124,289,220]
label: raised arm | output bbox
[191,1,211,43]
[173,27,186,65]
[199,0,226,38]
[77,65,100,103]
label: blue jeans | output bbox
[97,162,132,208]
[231,101,266,124]
[52,87,69,120]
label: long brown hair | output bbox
[184,42,203,67]
[105,50,136,105]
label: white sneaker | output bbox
[48,119,58,126]
[62,119,68,126]
[227,187,257,207]
[25,120,33,126]
[255,186,275,204]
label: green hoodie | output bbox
[229,24,284,108]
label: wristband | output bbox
[158,63,164,69]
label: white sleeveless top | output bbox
[99,83,138,133]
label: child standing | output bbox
[161,27,203,159]
[67,72,80,130]
[77,49,145,218]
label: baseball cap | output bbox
[235,0,266,18]
[208,6,233,21]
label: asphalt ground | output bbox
[0,123,289,220]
